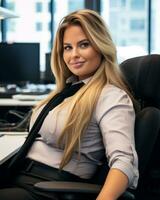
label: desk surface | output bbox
[0,132,28,165]
[0,98,39,106]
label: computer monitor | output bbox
[0,42,40,85]
[44,53,55,84]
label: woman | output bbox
[0,9,138,200]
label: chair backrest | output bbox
[134,107,160,177]
[120,54,160,109]
[120,55,160,197]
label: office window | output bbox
[131,0,145,10]
[36,22,43,31]
[110,0,119,7]
[109,0,126,8]
[36,2,43,12]
[48,2,51,12]
[151,0,160,54]
[120,39,127,46]
[7,20,15,32]
[68,0,84,12]
[53,0,84,37]
[130,19,145,31]
[48,22,51,31]
[101,0,148,62]
[4,0,51,72]
[121,0,126,7]
[48,40,51,50]
[5,1,15,10]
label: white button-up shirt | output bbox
[27,79,139,189]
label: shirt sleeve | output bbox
[95,85,139,189]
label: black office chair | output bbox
[120,54,160,200]
[34,55,160,200]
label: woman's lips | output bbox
[70,61,85,68]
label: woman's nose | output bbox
[71,48,80,57]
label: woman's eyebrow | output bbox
[78,39,89,44]
[63,39,89,46]
[63,42,71,46]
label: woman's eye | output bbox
[80,42,90,48]
[64,46,72,51]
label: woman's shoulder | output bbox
[97,84,133,107]
[101,84,128,97]
[94,84,135,121]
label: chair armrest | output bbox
[34,181,135,200]
[34,181,101,193]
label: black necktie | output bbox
[8,82,84,172]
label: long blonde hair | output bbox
[34,9,132,169]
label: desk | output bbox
[0,132,28,165]
[0,98,39,106]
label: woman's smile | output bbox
[69,61,86,68]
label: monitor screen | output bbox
[44,53,55,84]
[0,42,40,85]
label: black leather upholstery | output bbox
[121,55,160,199]
[120,54,160,108]
[135,107,160,176]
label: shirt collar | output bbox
[66,75,92,85]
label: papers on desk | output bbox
[0,134,26,164]
[12,94,48,101]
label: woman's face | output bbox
[63,25,101,80]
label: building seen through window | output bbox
[151,0,160,54]
[53,0,84,37]
[101,0,148,62]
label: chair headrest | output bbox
[120,54,160,108]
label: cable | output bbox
[8,110,26,120]
[0,110,32,132]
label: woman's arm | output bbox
[96,168,128,200]
[95,86,139,199]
